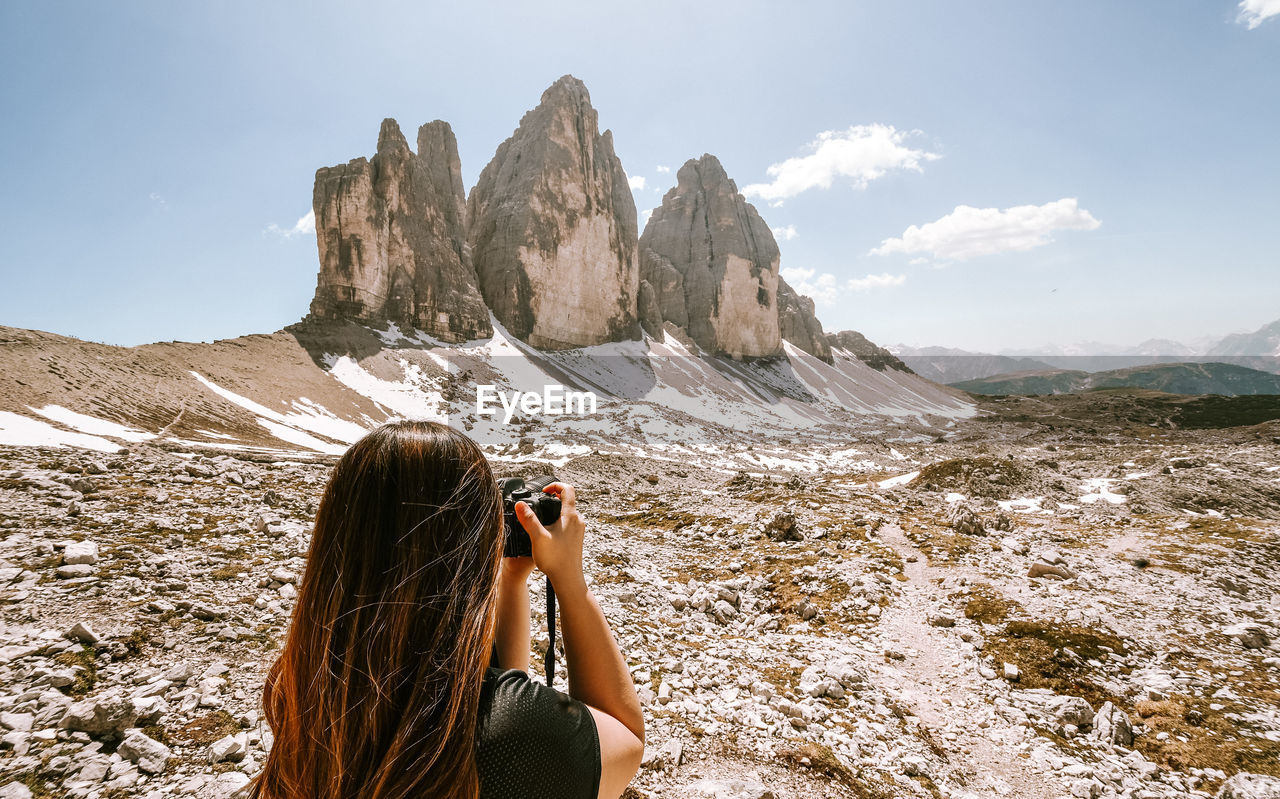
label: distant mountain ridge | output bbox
[952,361,1280,397]
[889,346,1057,384]
[892,317,1280,382]
[1208,318,1280,357]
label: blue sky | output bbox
[1,0,1277,352]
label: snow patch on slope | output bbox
[30,405,156,443]
[190,372,349,455]
[321,356,445,422]
[0,411,123,453]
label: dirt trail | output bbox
[877,523,1057,799]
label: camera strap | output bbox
[544,575,557,683]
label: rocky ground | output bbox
[0,391,1278,799]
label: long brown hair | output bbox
[252,421,504,799]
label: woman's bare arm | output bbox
[551,575,644,740]
[493,556,534,671]
[555,577,645,799]
[517,486,644,799]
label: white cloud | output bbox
[781,267,905,307]
[742,125,940,203]
[656,165,671,174]
[628,175,646,191]
[870,198,1100,261]
[781,267,838,305]
[847,272,907,291]
[266,209,316,240]
[149,192,168,209]
[639,207,654,227]
[1239,0,1280,28]
[772,224,798,241]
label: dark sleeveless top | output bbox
[476,668,601,799]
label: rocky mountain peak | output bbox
[467,74,639,349]
[376,117,410,157]
[303,80,842,362]
[539,73,592,108]
[307,118,491,342]
[638,153,783,359]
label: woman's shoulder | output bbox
[477,668,601,799]
[480,667,596,740]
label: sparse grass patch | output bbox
[915,530,974,564]
[982,620,1127,708]
[961,583,1021,625]
[172,710,239,745]
[141,724,168,744]
[603,497,726,532]
[210,563,246,581]
[1133,694,1280,782]
[759,662,803,694]
[114,627,153,659]
[14,770,67,799]
[591,569,632,585]
[52,647,97,697]
[595,552,629,569]
[778,740,895,799]
[910,775,944,799]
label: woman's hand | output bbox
[516,482,585,594]
[500,555,535,584]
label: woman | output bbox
[250,421,645,799]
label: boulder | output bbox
[947,503,986,536]
[117,728,171,774]
[209,771,252,799]
[64,622,100,644]
[1046,695,1095,727]
[1224,623,1270,650]
[209,732,248,763]
[763,512,803,542]
[308,118,491,342]
[1028,562,1076,580]
[710,600,738,625]
[468,75,638,349]
[642,738,684,771]
[59,691,138,737]
[1001,537,1029,556]
[1091,701,1134,747]
[62,541,99,566]
[640,154,781,358]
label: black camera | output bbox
[498,475,562,557]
